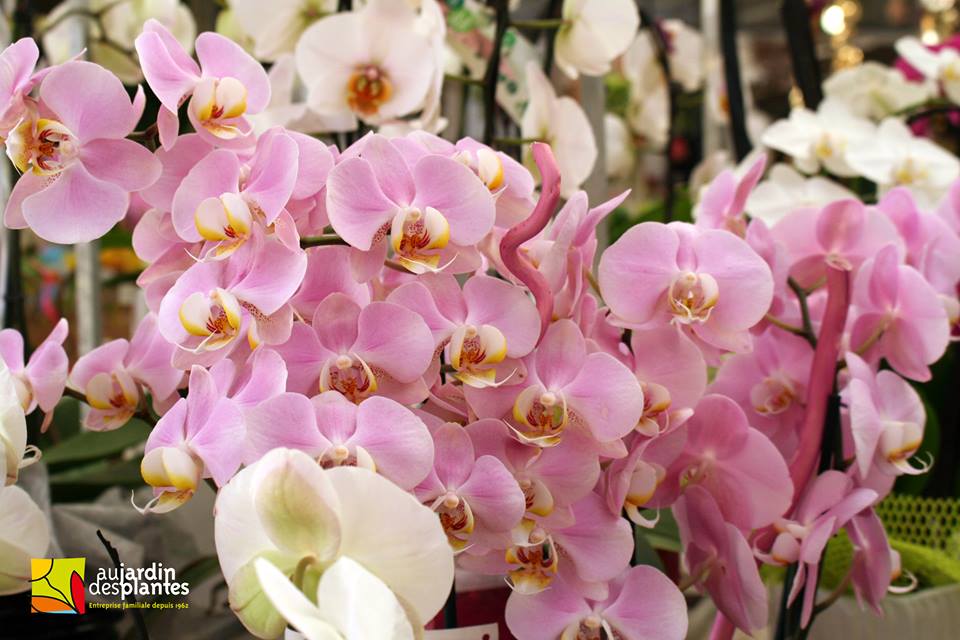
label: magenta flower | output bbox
[599,221,774,354]
[69,314,182,431]
[387,273,539,387]
[842,352,929,478]
[141,365,244,513]
[771,198,901,288]
[505,566,688,640]
[135,19,270,148]
[4,61,160,243]
[0,319,68,428]
[848,244,949,381]
[325,134,495,273]
[656,394,793,531]
[674,485,768,635]
[465,319,644,447]
[415,422,525,550]
[275,292,434,404]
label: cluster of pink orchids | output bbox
[1,17,958,640]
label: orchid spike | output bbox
[788,264,850,506]
[500,142,561,342]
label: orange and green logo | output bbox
[30,558,86,614]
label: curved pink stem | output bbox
[708,611,735,640]
[788,263,850,503]
[499,142,561,342]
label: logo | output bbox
[30,558,86,614]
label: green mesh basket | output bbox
[820,494,960,590]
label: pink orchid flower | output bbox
[772,198,901,289]
[674,485,768,635]
[694,153,767,235]
[140,133,214,213]
[68,314,182,431]
[415,422,525,550]
[170,128,299,257]
[629,325,706,436]
[602,425,686,527]
[140,365,244,513]
[494,492,634,597]
[4,60,160,243]
[387,273,539,388]
[762,470,878,629]
[157,233,307,362]
[464,319,644,448]
[245,390,433,491]
[877,187,960,295]
[466,418,601,520]
[209,346,288,411]
[275,292,434,405]
[599,221,774,354]
[521,189,630,321]
[505,566,688,640]
[655,394,793,531]
[135,19,270,148]
[710,328,814,455]
[325,134,495,274]
[289,246,371,320]
[848,243,949,381]
[846,508,908,615]
[842,352,929,478]
[0,38,45,134]
[391,132,536,228]
[0,319,68,427]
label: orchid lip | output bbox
[6,117,79,176]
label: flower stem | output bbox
[510,18,565,30]
[788,276,817,348]
[787,265,849,504]
[483,0,510,146]
[300,234,349,248]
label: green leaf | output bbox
[49,458,144,487]
[43,420,152,466]
[633,527,665,571]
[644,509,682,552]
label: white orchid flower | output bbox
[847,118,960,207]
[0,485,50,595]
[228,0,336,62]
[895,36,960,105]
[605,113,636,180]
[823,61,932,120]
[255,556,416,640]
[41,0,196,84]
[521,62,597,198]
[0,360,29,486]
[761,98,875,177]
[251,54,355,135]
[215,448,453,639]
[554,0,639,78]
[746,163,857,226]
[295,0,435,128]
